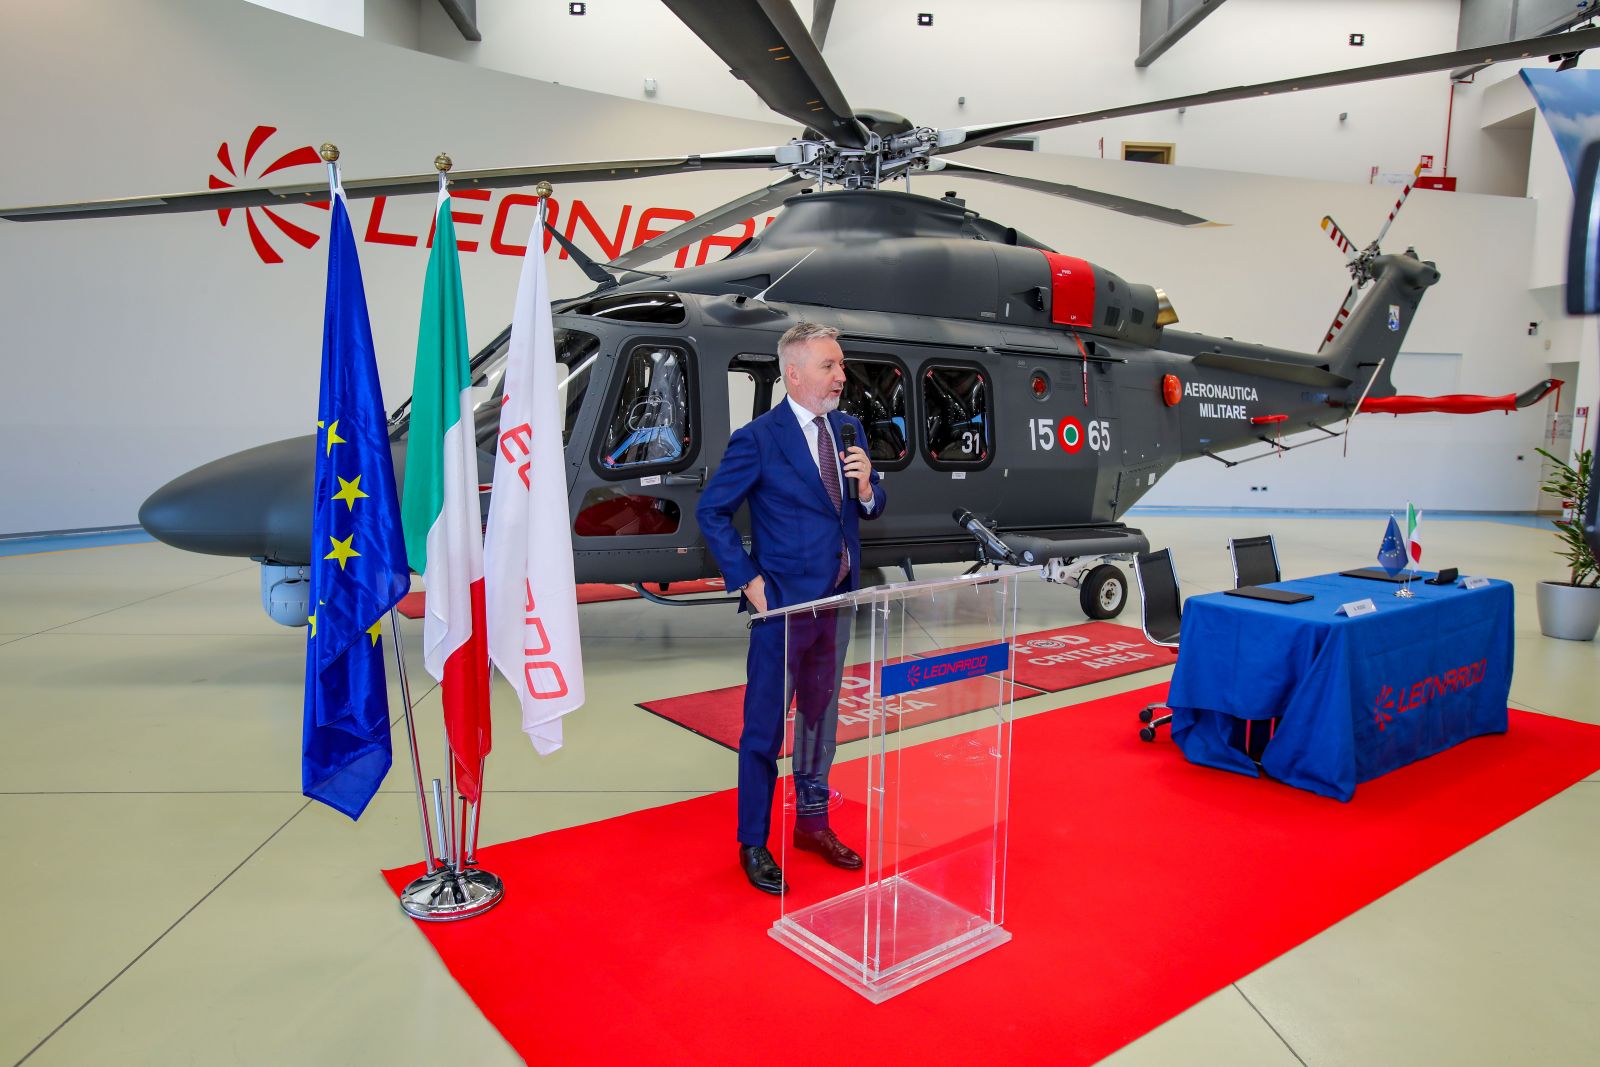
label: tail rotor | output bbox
[1317,158,1428,352]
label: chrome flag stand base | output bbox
[400,866,505,922]
[388,608,503,923]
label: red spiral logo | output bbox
[209,125,325,264]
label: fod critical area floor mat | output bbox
[637,621,1176,752]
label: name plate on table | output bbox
[1338,598,1377,618]
[880,642,1009,698]
[1462,575,1491,589]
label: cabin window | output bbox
[840,356,910,469]
[463,327,597,455]
[598,343,694,471]
[727,353,782,433]
[921,364,991,466]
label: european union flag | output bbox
[302,186,410,820]
[1377,514,1409,577]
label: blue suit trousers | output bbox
[737,590,850,846]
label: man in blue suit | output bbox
[697,322,888,894]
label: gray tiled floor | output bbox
[2,516,1596,1065]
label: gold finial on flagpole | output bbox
[319,143,340,163]
[435,153,453,173]
[535,180,554,199]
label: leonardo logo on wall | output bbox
[209,125,326,264]
[203,126,784,268]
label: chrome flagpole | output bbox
[388,608,438,875]
[395,152,502,921]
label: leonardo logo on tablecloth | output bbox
[1371,659,1488,731]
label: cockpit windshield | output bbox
[390,327,600,453]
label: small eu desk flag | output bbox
[302,167,410,820]
[1377,514,1409,577]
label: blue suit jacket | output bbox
[697,405,887,613]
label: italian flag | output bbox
[401,184,491,804]
[1406,502,1423,565]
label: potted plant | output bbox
[1534,447,1599,641]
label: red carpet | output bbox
[384,686,1600,1065]
[397,579,730,618]
[638,622,1174,751]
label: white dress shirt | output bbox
[785,395,878,512]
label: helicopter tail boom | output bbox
[1324,251,1440,401]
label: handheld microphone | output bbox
[839,423,859,501]
[953,508,1016,565]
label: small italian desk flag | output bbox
[1406,502,1423,564]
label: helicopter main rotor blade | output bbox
[660,0,868,150]
[930,159,1223,228]
[609,174,809,271]
[941,24,1600,153]
[0,147,786,223]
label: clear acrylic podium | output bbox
[758,568,1025,1003]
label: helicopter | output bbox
[2,1,1582,626]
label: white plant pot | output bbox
[1535,580,1600,642]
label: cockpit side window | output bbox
[598,343,695,473]
[921,363,991,467]
[397,327,597,456]
[839,356,910,470]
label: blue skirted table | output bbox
[1166,572,1514,800]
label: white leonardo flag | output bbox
[484,202,585,753]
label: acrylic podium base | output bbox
[770,876,1011,1003]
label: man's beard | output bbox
[819,393,841,412]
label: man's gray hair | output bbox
[777,321,840,373]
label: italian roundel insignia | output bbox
[1058,416,1085,453]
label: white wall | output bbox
[0,0,1571,533]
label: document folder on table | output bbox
[1339,568,1412,583]
[1225,586,1313,604]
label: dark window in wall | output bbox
[839,357,910,468]
[922,364,990,465]
[1122,141,1175,165]
[599,344,693,470]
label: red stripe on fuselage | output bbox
[1041,251,1097,328]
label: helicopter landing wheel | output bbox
[1080,564,1127,620]
[1081,563,1132,620]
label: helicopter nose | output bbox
[139,435,318,563]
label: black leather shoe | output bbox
[793,827,863,870]
[739,845,788,894]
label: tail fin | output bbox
[1325,251,1440,397]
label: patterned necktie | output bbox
[814,416,850,585]
[814,416,842,512]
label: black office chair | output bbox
[1226,535,1285,760]
[1133,549,1182,741]
[1228,534,1281,588]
